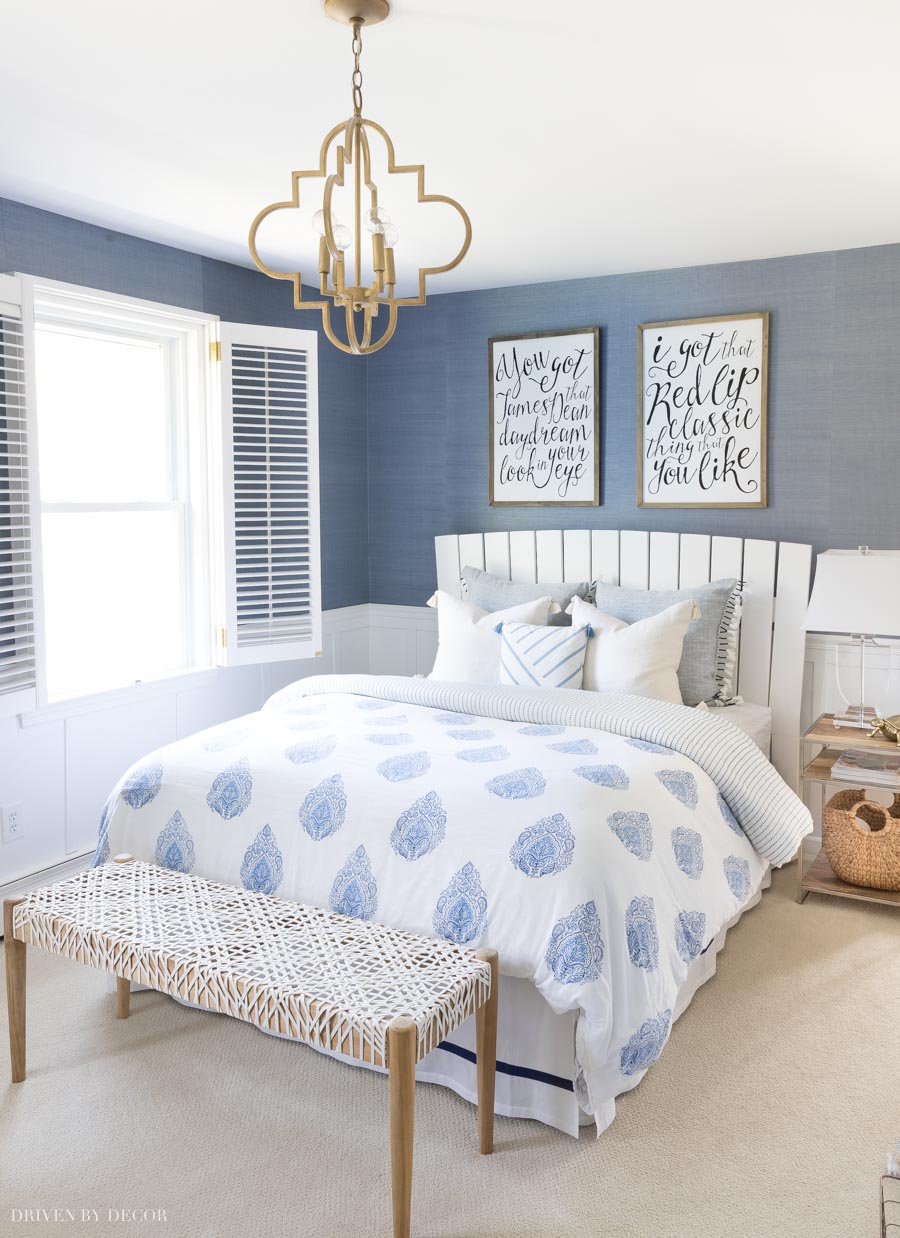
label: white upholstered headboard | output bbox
[434,529,812,791]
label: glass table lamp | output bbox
[804,547,900,728]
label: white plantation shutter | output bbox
[0,275,38,715]
[216,322,321,666]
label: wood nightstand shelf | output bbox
[799,713,900,907]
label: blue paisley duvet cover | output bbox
[96,674,811,1124]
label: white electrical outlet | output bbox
[1,804,24,845]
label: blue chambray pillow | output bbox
[462,565,594,627]
[589,578,740,706]
[497,621,592,690]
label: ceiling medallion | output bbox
[248,0,472,356]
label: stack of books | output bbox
[831,750,900,788]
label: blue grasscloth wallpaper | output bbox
[0,197,368,610]
[367,245,900,605]
[5,196,900,612]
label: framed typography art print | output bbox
[637,312,768,508]
[489,326,600,506]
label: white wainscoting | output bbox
[368,604,439,677]
[4,603,897,894]
[0,606,370,892]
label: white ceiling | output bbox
[3,0,900,295]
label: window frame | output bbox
[20,275,220,712]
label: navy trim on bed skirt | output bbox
[435,1041,574,1092]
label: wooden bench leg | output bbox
[116,977,131,1020]
[474,947,499,1155]
[4,898,26,1084]
[113,853,133,1018]
[388,1016,417,1238]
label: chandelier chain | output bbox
[351,20,364,116]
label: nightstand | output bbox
[798,713,900,907]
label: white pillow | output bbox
[571,596,693,704]
[498,621,592,690]
[428,592,552,684]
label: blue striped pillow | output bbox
[497,622,592,690]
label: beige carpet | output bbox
[2,864,899,1238]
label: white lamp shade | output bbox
[805,549,900,636]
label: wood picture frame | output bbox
[637,311,768,509]
[489,326,600,506]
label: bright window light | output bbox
[33,302,210,702]
[40,510,184,700]
[36,328,170,503]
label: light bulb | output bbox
[333,224,352,251]
[365,206,390,234]
[383,223,399,247]
[313,208,344,237]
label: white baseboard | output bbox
[0,849,92,908]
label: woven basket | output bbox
[822,787,900,891]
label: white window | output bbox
[0,275,321,716]
[31,284,213,701]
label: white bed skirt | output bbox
[116,871,768,1137]
[364,870,768,1137]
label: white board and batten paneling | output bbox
[768,540,814,788]
[3,603,371,892]
[434,528,813,791]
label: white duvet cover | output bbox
[95,675,811,1128]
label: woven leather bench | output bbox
[4,855,498,1238]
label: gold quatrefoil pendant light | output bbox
[248,0,472,356]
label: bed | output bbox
[94,529,814,1136]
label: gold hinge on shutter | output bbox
[219,627,227,649]
[209,340,221,362]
